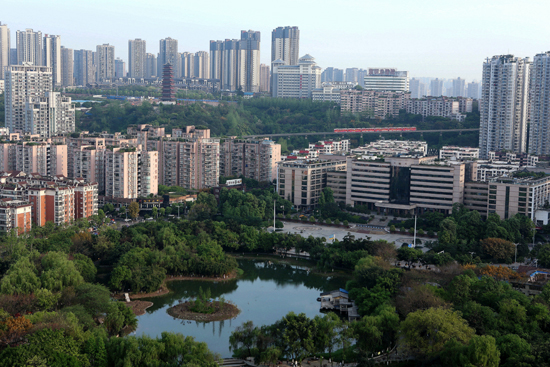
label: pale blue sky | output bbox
[3,0,550,80]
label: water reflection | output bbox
[135,259,347,357]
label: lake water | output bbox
[133,259,347,357]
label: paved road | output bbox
[242,128,480,139]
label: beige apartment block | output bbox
[340,89,410,118]
[221,138,281,183]
[0,141,69,176]
[278,159,346,210]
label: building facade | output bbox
[74,49,94,86]
[158,37,178,77]
[16,29,42,66]
[364,68,409,91]
[60,47,73,87]
[220,138,281,182]
[272,54,321,98]
[0,22,10,79]
[128,39,146,78]
[479,55,530,158]
[43,34,61,87]
[271,26,300,66]
[96,44,115,82]
[529,52,550,155]
[340,89,410,118]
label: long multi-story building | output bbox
[529,52,550,156]
[220,138,281,182]
[43,34,61,87]
[340,89,410,118]
[0,22,10,79]
[128,39,147,78]
[277,159,347,210]
[479,55,530,158]
[311,82,357,103]
[406,97,464,121]
[272,54,321,98]
[271,26,300,66]
[96,44,115,82]
[16,29,42,66]
[364,68,409,91]
[74,49,94,86]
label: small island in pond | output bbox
[167,287,240,322]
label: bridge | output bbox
[241,128,479,139]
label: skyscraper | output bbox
[145,53,157,78]
[430,78,443,96]
[158,38,178,77]
[0,22,10,79]
[115,58,125,78]
[260,64,270,92]
[181,52,193,78]
[345,68,359,83]
[209,41,223,80]
[43,34,61,87]
[128,39,146,78]
[479,55,530,158]
[410,78,426,98]
[238,30,261,93]
[16,29,43,66]
[452,77,465,97]
[61,47,73,87]
[96,44,115,82]
[194,51,210,79]
[5,64,75,137]
[467,82,480,99]
[222,39,238,91]
[529,52,550,155]
[271,26,299,65]
[74,49,94,86]
[10,48,17,66]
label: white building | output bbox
[0,22,10,80]
[16,29,42,66]
[308,140,349,154]
[128,39,147,78]
[312,82,357,103]
[407,97,465,121]
[439,146,480,160]
[272,54,321,98]
[479,55,530,158]
[5,64,74,138]
[43,35,61,87]
[364,68,409,91]
[96,44,115,82]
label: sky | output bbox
[3,0,550,81]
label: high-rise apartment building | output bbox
[9,48,16,65]
[467,82,480,99]
[410,78,427,99]
[128,39,146,78]
[145,53,157,78]
[16,29,42,66]
[96,44,115,82]
[194,51,210,79]
[345,68,359,83]
[479,55,530,158]
[220,138,281,182]
[271,26,299,66]
[115,58,125,78]
[181,52,193,78]
[238,30,261,93]
[272,54,321,98]
[430,78,443,96]
[364,68,409,91]
[43,35,61,87]
[452,77,465,97]
[529,52,550,155]
[321,67,345,83]
[5,64,51,134]
[222,39,238,91]
[0,199,31,234]
[0,22,10,79]
[209,40,223,80]
[158,38,178,77]
[25,92,75,137]
[74,49,94,86]
[260,64,270,92]
[61,47,73,87]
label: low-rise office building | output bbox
[351,140,428,158]
[439,146,480,160]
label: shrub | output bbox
[343,220,349,227]
[390,225,396,232]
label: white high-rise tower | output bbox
[479,55,530,158]
[529,52,550,155]
[0,22,10,79]
[43,34,61,87]
[129,39,146,78]
[16,29,43,66]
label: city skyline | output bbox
[3,0,550,80]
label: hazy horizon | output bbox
[3,0,550,81]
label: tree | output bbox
[397,247,422,267]
[74,283,111,318]
[229,321,258,357]
[497,334,534,367]
[73,254,97,283]
[313,313,341,365]
[480,238,515,262]
[442,335,500,367]
[400,307,475,356]
[275,312,316,363]
[40,252,85,292]
[0,257,41,295]
[128,202,140,219]
[152,207,158,218]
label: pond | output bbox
[133,258,348,357]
